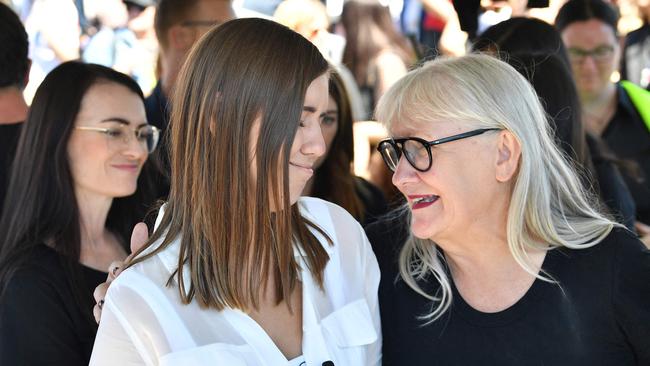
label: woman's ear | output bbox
[495,130,521,183]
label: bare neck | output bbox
[75,189,114,248]
[435,212,546,313]
[0,87,28,124]
[580,84,617,135]
[159,50,186,97]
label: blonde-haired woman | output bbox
[368,54,650,365]
[90,18,381,365]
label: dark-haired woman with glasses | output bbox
[0,61,160,365]
[367,54,650,365]
[557,0,650,240]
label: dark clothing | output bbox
[603,84,650,223]
[144,80,171,202]
[366,219,650,366]
[622,23,650,90]
[0,244,107,365]
[587,135,637,230]
[144,81,169,132]
[355,176,389,227]
[0,122,22,216]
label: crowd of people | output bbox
[0,0,648,365]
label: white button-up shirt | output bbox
[90,197,382,365]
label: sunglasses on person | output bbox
[377,128,501,172]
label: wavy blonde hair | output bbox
[375,54,619,323]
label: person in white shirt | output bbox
[89,18,381,366]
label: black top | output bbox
[366,219,650,366]
[603,85,650,224]
[0,122,22,216]
[621,23,650,90]
[587,135,637,230]
[144,80,171,201]
[144,80,170,133]
[354,176,389,227]
[0,245,107,365]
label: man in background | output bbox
[0,2,30,215]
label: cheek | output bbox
[67,136,111,184]
[322,123,338,153]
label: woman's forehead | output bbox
[388,118,463,138]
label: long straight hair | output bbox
[341,0,414,87]
[0,62,152,325]
[375,54,619,323]
[311,72,364,221]
[129,18,331,310]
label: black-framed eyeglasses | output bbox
[377,128,501,172]
[567,45,615,64]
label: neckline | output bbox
[448,247,559,327]
[38,243,108,276]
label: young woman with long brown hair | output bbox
[90,18,381,365]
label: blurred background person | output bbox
[82,0,158,95]
[0,3,29,216]
[303,71,388,227]
[556,0,650,240]
[274,0,346,63]
[622,0,650,89]
[148,0,234,131]
[0,62,159,365]
[340,0,416,120]
[472,17,637,233]
[508,52,637,231]
[20,0,81,103]
[273,0,367,120]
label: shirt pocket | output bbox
[158,343,258,366]
[320,299,378,363]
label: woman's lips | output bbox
[290,162,314,175]
[408,194,440,210]
[111,164,140,173]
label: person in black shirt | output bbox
[556,0,650,240]
[621,1,650,90]
[0,3,29,218]
[370,54,650,365]
[143,0,237,200]
[472,18,637,231]
[0,62,161,365]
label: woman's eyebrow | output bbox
[100,117,130,125]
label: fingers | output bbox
[130,222,149,254]
[107,261,124,282]
[93,282,109,324]
[634,221,650,235]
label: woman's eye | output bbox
[321,116,337,126]
[105,128,124,138]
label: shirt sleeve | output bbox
[612,230,650,364]
[0,270,88,366]
[360,227,383,366]
[89,287,149,366]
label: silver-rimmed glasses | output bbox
[75,125,161,153]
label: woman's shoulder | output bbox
[2,245,71,305]
[299,196,362,229]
